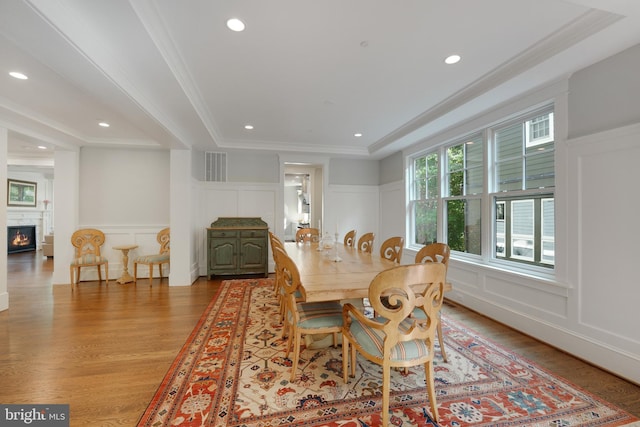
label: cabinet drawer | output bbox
[209,230,238,238]
[240,229,266,239]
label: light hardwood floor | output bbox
[1,251,638,427]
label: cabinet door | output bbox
[238,238,266,272]
[210,237,237,271]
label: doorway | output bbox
[283,164,323,241]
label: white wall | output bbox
[50,147,171,285]
[0,127,8,312]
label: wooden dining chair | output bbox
[273,246,344,381]
[69,228,109,288]
[414,243,450,266]
[269,231,291,321]
[343,230,357,248]
[379,236,404,264]
[295,227,319,243]
[133,228,170,285]
[342,263,446,426]
[413,242,451,362]
[357,232,375,253]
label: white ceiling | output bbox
[3,0,640,166]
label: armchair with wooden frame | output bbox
[379,236,404,264]
[295,227,319,243]
[133,227,170,285]
[342,263,446,426]
[69,228,109,288]
[343,230,357,248]
[413,242,451,362]
[357,232,375,253]
[273,246,343,381]
[269,231,290,322]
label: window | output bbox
[408,106,555,270]
[410,152,438,246]
[492,109,555,267]
[444,134,483,255]
[494,196,554,266]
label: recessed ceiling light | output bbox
[37,145,47,150]
[445,54,461,65]
[244,124,254,130]
[98,121,110,127]
[9,71,28,80]
[226,18,245,32]
[354,133,363,137]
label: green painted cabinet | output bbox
[207,217,268,278]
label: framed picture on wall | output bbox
[7,179,37,207]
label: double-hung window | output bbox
[493,109,555,266]
[410,152,439,246]
[444,134,483,255]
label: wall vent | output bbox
[205,152,227,182]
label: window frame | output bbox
[406,104,556,274]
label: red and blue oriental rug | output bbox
[138,278,639,426]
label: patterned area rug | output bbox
[138,278,639,426]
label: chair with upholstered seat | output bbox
[414,243,450,266]
[70,228,109,288]
[342,263,446,426]
[379,236,404,264]
[357,232,375,253]
[413,242,450,362]
[270,231,292,322]
[273,246,344,381]
[343,230,357,248]
[133,227,170,285]
[295,227,319,243]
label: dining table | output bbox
[283,241,452,303]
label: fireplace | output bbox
[8,225,37,254]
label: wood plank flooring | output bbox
[1,251,638,426]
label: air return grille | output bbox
[205,152,227,182]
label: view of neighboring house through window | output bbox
[493,110,555,266]
[409,106,555,270]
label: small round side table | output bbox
[113,244,138,284]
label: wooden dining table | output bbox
[284,241,452,303]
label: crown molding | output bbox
[368,8,622,156]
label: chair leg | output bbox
[424,360,439,423]
[290,330,301,382]
[97,265,102,282]
[349,343,356,378]
[149,264,153,285]
[437,313,448,362]
[382,364,391,427]
[342,337,349,383]
[70,267,74,288]
[133,262,138,283]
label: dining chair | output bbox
[272,246,344,381]
[357,232,375,253]
[379,236,404,264]
[269,231,290,321]
[295,227,319,243]
[133,227,170,285]
[342,263,446,426]
[343,230,357,248]
[413,242,451,362]
[414,242,450,265]
[69,228,109,288]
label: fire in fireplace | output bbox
[8,225,37,254]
